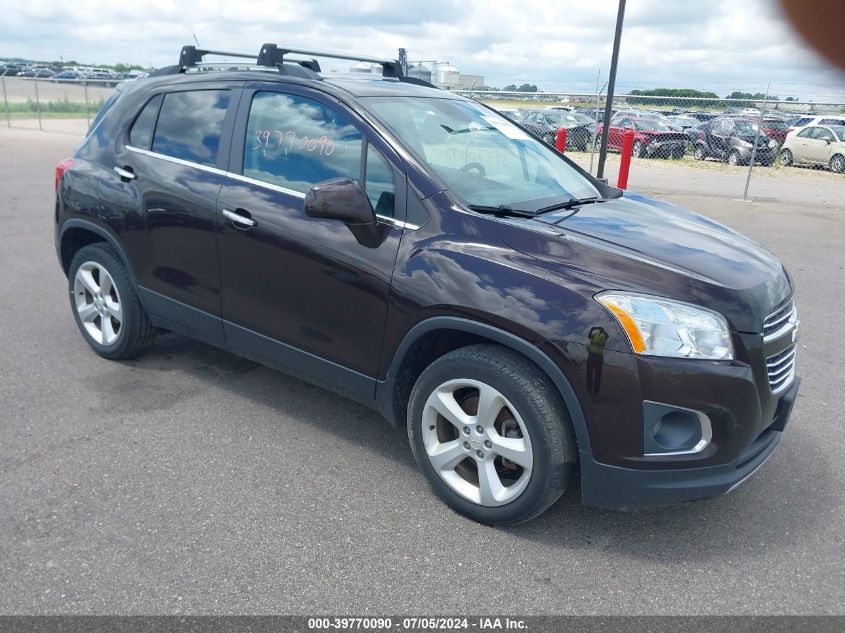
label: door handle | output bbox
[114,165,136,181]
[222,208,256,228]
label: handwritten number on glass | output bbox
[254,129,335,156]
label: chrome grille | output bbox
[763,300,795,339]
[766,344,796,393]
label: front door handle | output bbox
[114,165,136,181]
[222,208,256,229]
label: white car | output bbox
[780,124,845,173]
[786,115,845,135]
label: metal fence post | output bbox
[743,83,770,200]
[33,78,43,131]
[83,80,91,127]
[589,71,603,174]
[1,72,10,128]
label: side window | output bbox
[244,91,362,193]
[129,94,163,150]
[798,127,815,139]
[364,144,395,217]
[817,128,834,142]
[820,119,845,126]
[152,90,230,167]
[795,117,812,127]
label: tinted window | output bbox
[364,144,395,217]
[87,90,121,137]
[820,118,845,126]
[152,90,230,167]
[129,94,162,150]
[795,117,813,127]
[244,92,362,193]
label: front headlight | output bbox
[596,292,734,360]
[768,139,777,148]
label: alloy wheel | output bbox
[421,379,533,507]
[73,261,123,346]
[830,155,844,173]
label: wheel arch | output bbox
[376,316,591,453]
[59,219,135,280]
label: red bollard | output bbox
[617,129,636,189]
[555,127,568,153]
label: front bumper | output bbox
[580,377,799,509]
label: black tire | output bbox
[694,144,707,161]
[68,243,155,360]
[829,154,845,173]
[728,150,741,166]
[407,344,577,526]
[632,140,643,158]
[780,148,793,167]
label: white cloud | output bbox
[2,0,843,100]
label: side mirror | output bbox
[304,177,386,248]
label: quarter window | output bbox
[152,90,230,167]
[798,127,815,139]
[364,143,395,217]
[129,94,163,150]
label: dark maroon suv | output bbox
[54,44,800,525]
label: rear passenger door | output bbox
[216,86,406,392]
[117,84,239,345]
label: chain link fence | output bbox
[0,73,116,135]
[3,74,843,202]
[456,90,845,202]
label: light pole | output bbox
[596,0,627,181]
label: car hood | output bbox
[494,192,791,333]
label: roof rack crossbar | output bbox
[257,43,403,78]
[179,46,258,67]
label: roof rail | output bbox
[155,43,437,87]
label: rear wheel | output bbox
[780,148,793,166]
[407,345,576,525]
[68,243,155,360]
[829,154,845,173]
[728,150,741,166]
[693,144,707,160]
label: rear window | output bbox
[794,117,813,127]
[129,94,163,150]
[152,90,230,167]
[820,118,845,126]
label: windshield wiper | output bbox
[466,204,536,218]
[535,196,601,215]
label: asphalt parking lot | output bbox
[1,126,843,615]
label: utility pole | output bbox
[596,0,627,180]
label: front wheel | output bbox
[693,144,706,160]
[780,148,793,166]
[407,345,576,525]
[728,150,741,166]
[632,140,643,158]
[830,154,845,173]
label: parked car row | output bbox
[492,104,845,173]
[1,62,147,85]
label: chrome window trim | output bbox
[125,145,227,177]
[123,145,420,230]
[642,401,713,457]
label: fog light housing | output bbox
[643,401,712,456]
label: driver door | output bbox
[216,86,406,387]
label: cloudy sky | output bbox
[3,0,844,101]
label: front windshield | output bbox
[829,125,845,141]
[546,112,579,124]
[362,97,600,209]
[635,119,671,131]
[734,120,760,134]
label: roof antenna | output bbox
[192,33,200,47]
